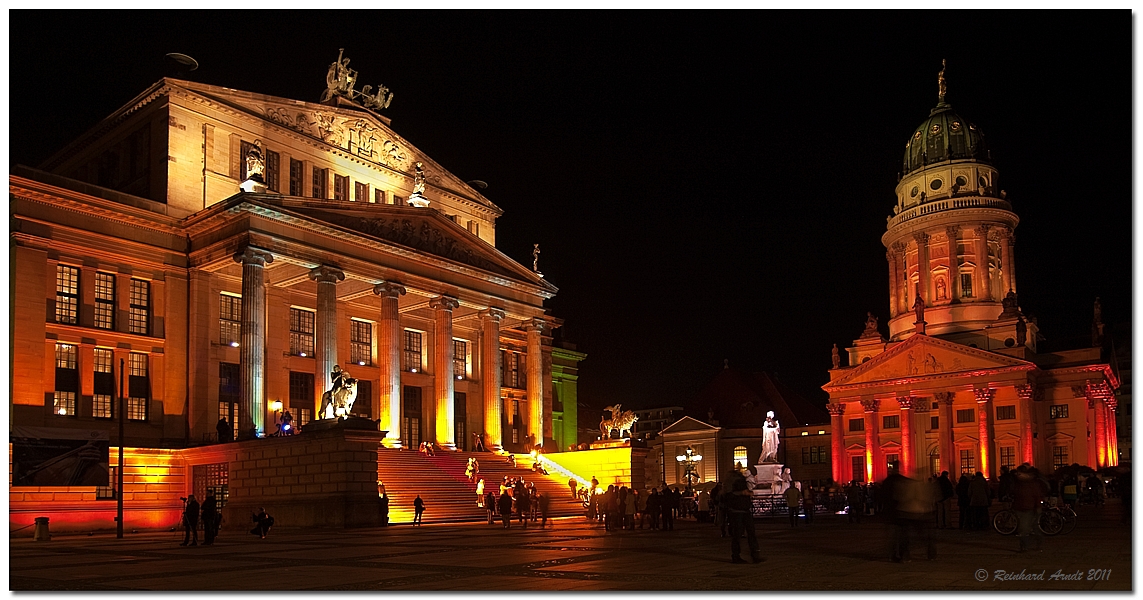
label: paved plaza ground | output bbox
[10,500,1131,592]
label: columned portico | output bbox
[827,402,845,483]
[431,296,460,449]
[861,398,880,482]
[974,386,995,478]
[310,265,345,413]
[526,317,546,449]
[374,282,406,447]
[479,308,505,451]
[234,247,273,439]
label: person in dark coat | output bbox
[968,472,991,530]
[647,488,662,530]
[180,494,200,546]
[538,491,551,528]
[722,470,762,563]
[251,507,273,538]
[413,495,425,525]
[380,492,390,526]
[200,491,218,545]
[485,491,497,524]
[660,485,676,531]
[1011,464,1048,552]
[498,490,514,529]
[955,474,971,529]
[936,471,955,528]
[216,417,232,443]
[516,487,531,527]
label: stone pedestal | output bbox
[752,463,785,495]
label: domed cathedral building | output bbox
[822,64,1119,485]
[9,53,584,531]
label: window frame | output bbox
[55,265,80,324]
[1049,404,1069,419]
[848,418,864,432]
[882,415,900,429]
[334,173,349,201]
[312,167,328,199]
[995,405,1016,421]
[289,307,316,357]
[220,293,242,346]
[289,158,304,196]
[94,272,116,330]
[403,330,423,372]
[350,319,373,366]
[128,278,150,335]
[956,408,975,423]
[453,339,467,379]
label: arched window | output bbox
[733,446,748,469]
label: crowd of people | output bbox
[481,475,551,528]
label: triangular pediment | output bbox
[661,416,719,435]
[824,334,1035,392]
[176,80,501,214]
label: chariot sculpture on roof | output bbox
[321,48,394,111]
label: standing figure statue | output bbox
[412,162,426,195]
[831,343,841,369]
[245,140,265,183]
[759,411,781,463]
[322,48,357,102]
[913,292,926,324]
[938,58,947,102]
[532,243,541,273]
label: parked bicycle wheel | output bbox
[992,509,1018,535]
[1038,509,1064,535]
[1057,506,1077,535]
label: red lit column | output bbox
[1000,227,1016,294]
[861,398,880,482]
[1016,384,1036,466]
[827,402,846,483]
[234,247,273,439]
[431,295,460,450]
[1088,382,1108,468]
[373,282,406,447]
[974,387,995,478]
[892,242,908,315]
[1107,398,1119,466]
[479,308,505,451]
[897,396,915,477]
[946,226,961,302]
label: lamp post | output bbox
[269,400,283,436]
[675,445,703,493]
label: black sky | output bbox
[8,10,1133,413]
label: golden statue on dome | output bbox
[938,59,948,103]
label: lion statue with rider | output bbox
[319,365,359,420]
[600,404,638,439]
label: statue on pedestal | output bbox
[759,411,781,463]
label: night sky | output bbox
[9,11,1133,413]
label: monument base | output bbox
[302,416,382,433]
[752,462,786,495]
[589,439,631,450]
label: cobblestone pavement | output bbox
[10,500,1131,591]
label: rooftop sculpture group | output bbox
[321,48,394,111]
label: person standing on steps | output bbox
[499,489,514,529]
[180,494,200,546]
[413,495,425,526]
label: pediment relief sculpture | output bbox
[826,335,1034,389]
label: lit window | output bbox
[403,330,422,372]
[1049,404,1069,419]
[334,173,349,201]
[960,273,973,298]
[453,339,467,379]
[355,181,368,202]
[94,272,116,330]
[290,308,315,356]
[733,446,748,469]
[1000,446,1016,470]
[129,279,150,335]
[53,344,80,415]
[1053,446,1068,470]
[886,454,899,470]
[56,342,78,369]
[54,391,76,417]
[350,320,373,366]
[220,294,242,346]
[93,348,114,419]
[127,351,148,421]
[55,265,79,324]
[960,449,975,475]
[128,352,148,377]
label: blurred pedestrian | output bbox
[413,495,425,526]
[499,490,513,528]
[847,481,864,524]
[180,494,200,546]
[968,472,990,530]
[956,474,971,529]
[1011,463,1048,552]
[380,492,390,526]
[538,491,551,528]
[936,471,954,528]
[201,491,218,545]
[722,469,762,564]
[785,483,801,527]
[802,484,816,525]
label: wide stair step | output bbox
[377,448,583,525]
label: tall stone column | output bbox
[974,387,995,478]
[310,266,344,415]
[891,242,908,315]
[1016,384,1036,466]
[526,318,547,449]
[973,224,993,301]
[234,247,273,439]
[827,402,846,484]
[431,296,459,449]
[914,232,932,307]
[479,308,505,451]
[861,398,880,482]
[373,282,406,446]
[886,250,900,318]
[1107,398,1119,466]
[945,226,961,302]
[897,396,915,477]
[1088,383,1108,468]
[936,391,955,475]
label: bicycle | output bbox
[992,501,1066,536]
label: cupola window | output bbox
[930,124,941,135]
[950,121,962,131]
[910,186,918,198]
[929,179,943,191]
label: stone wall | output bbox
[543,446,649,490]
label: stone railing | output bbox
[889,195,1013,228]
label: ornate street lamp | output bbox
[675,446,703,493]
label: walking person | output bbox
[936,471,954,528]
[847,481,864,523]
[569,478,579,500]
[968,472,990,531]
[413,495,425,526]
[955,474,971,529]
[498,489,513,529]
[180,494,200,546]
[538,490,551,528]
[1011,464,1048,552]
[380,492,390,526]
[647,488,662,530]
[485,491,497,524]
[201,491,218,545]
[722,470,762,564]
[785,483,801,527]
[660,485,675,531]
[802,484,816,525]
[516,486,531,528]
[624,487,636,529]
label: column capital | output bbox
[826,402,846,416]
[309,265,345,284]
[891,240,908,254]
[945,225,960,237]
[372,281,407,298]
[860,398,880,413]
[973,386,995,403]
[1015,383,1035,401]
[478,307,506,322]
[913,231,930,245]
[429,295,460,311]
[233,247,274,267]
[974,223,992,238]
[1086,380,1114,400]
[934,391,956,405]
[525,317,548,333]
[896,396,918,410]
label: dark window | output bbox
[883,415,900,429]
[403,386,422,447]
[455,392,467,450]
[503,351,526,388]
[55,265,79,324]
[374,189,385,204]
[403,330,422,371]
[802,446,827,465]
[192,463,230,508]
[54,343,79,416]
[312,167,327,199]
[350,320,372,366]
[393,195,405,206]
[127,352,149,421]
[961,273,973,298]
[848,418,864,432]
[956,408,975,423]
[930,416,939,430]
[886,454,899,470]
[94,272,115,330]
[93,348,114,419]
[289,372,314,418]
[290,308,315,356]
[220,294,241,346]
[334,173,349,201]
[265,150,280,192]
[1050,404,1069,419]
[289,159,304,196]
[352,380,372,419]
[851,456,865,482]
[996,405,1016,420]
[218,362,239,431]
[355,181,368,202]
[129,279,150,335]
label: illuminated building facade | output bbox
[10,72,582,529]
[822,72,1119,484]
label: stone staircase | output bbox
[376,448,583,524]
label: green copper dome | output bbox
[902,101,990,177]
